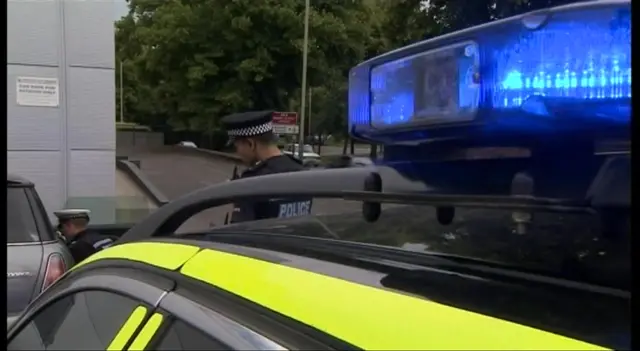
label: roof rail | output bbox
[120,166,418,242]
[118,166,597,244]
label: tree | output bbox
[115,0,376,137]
[115,0,580,143]
[378,0,442,50]
[377,0,582,52]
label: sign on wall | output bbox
[16,76,59,107]
[272,111,299,135]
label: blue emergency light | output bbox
[348,0,631,145]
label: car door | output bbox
[126,290,287,350]
[125,277,353,351]
[7,266,171,350]
[8,290,146,350]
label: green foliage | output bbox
[378,0,578,51]
[116,0,376,134]
[115,0,581,137]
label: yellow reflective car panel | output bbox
[107,306,148,351]
[180,249,609,351]
[72,242,201,271]
[128,313,164,351]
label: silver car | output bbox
[7,174,74,326]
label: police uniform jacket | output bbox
[221,110,314,224]
[68,229,115,263]
[230,154,313,223]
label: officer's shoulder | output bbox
[69,239,91,249]
[267,154,305,172]
[240,165,261,177]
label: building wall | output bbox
[7,0,116,219]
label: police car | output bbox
[6,166,629,350]
[7,1,629,350]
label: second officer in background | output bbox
[222,110,312,223]
[54,209,115,263]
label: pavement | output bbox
[131,149,235,232]
[131,148,361,232]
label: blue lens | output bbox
[348,1,631,139]
[369,42,480,127]
[492,6,631,117]
[348,64,370,128]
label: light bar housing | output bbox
[348,0,630,146]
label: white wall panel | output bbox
[67,67,116,150]
[7,65,62,151]
[7,0,59,66]
[68,150,116,197]
[64,1,115,69]
[8,0,117,216]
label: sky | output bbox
[114,0,128,21]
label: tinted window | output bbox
[8,290,142,350]
[7,188,40,243]
[155,320,227,350]
[27,190,55,241]
[214,202,630,289]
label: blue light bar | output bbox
[348,0,631,144]
[370,42,480,127]
[348,65,370,127]
[492,6,631,111]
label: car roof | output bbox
[7,173,34,186]
[71,238,624,350]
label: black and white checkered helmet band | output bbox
[227,122,273,137]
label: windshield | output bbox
[207,200,629,290]
[7,187,40,243]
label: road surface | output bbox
[318,145,370,156]
[114,167,162,224]
[132,148,361,232]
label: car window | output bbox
[7,322,45,350]
[8,290,143,350]
[303,145,314,153]
[213,202,630,290]
[7,187,40,243]
[26,189,55,241]
[155,319,228,350]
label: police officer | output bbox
[221,110,313,223]
[54,209,115,263]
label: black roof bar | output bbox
[121,167,413,242]
[118,166,594,244]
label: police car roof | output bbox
[70,237,626,350]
